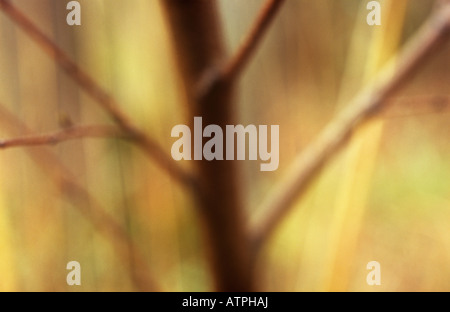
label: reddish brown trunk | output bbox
[161,0,253,291]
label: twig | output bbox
[0,125,124,149]
[0,103,159,291]
[0,0,128,128]
[197,0,286,98]
[0,0,194,189]
[251,5,450,252]
[223,0,285,81]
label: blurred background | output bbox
[0,0,448,291]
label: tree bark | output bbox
[160,0,253,291]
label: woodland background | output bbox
[0,0,448,291]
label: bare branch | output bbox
[223,0,285,81]
[0,125,124,149]
[196,0,285,97]
[251,5,450,252]
[0,0,195,189]
[0,103,159,291]
[0,0,128,128]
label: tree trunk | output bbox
[160,0,253,291]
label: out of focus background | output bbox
[0,0,448,291]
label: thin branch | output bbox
[196,0,286,98]
[251,5,450,252]
[0,0,195,189]
[0,0,128,128]
[0,103,159,291]
[0,125,124,149]
[223,0,286,81]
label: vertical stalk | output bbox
[323,0,409,291]
[160,0,253,291]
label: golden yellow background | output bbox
[0,0,448,291]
